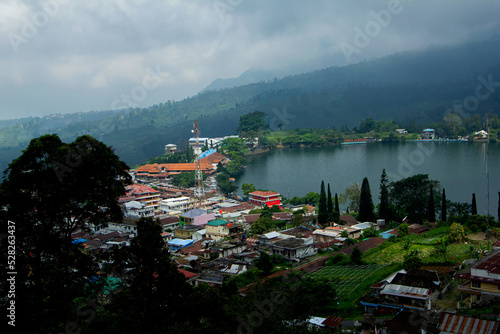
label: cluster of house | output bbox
[69,168,500,332]
[349,249,500,333]
[72,183,395,289]
[134,149,228,183]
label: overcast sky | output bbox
[0,0,499,120]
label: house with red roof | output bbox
[248,190,281,208]
[119,183,161,211]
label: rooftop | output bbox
[272,238,306,249]
[249,190,280,197]
[207,219,228,226]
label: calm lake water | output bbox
[236,142,500,216]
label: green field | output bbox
[308,264,388,296]
[307,263,401,318]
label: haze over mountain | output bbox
[0,38,499,174]
[1,1,500,121]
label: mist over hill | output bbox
[1,39,499,173]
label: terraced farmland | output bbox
[308,264,388,296]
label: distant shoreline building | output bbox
[135,151,228,182]
[422,128,435,140]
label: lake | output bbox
[235,142,500,216]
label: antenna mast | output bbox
[193,120,205,208]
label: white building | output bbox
[123,201,155,218]
[160,197,196,214]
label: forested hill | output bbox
[1,39,500,172]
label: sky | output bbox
[0,0,499,120]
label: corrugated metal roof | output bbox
[439,312,499,334]
[381,284,430,299]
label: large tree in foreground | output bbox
[0,134,131,333]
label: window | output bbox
[472,281,481,288]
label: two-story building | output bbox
[456,250,500,303]
[123,201,155,218]
[248,191,281,208]
[120,183,161,211]
[206,219,242,240]
[179,208,207,226]
[174,224,205,241]
[160,196,195,214]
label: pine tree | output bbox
[359,177,375,222]
[378,169,390,221]
[428,185,436,222]
[334,193,340,223]
[441,188,447,222]
[472,193,478,215]
[318,181,328,225]
[327,183,333,215]
[327,183,334,223]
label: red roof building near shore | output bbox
[135,152,228,181]
[248,191,281,208]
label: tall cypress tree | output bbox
[378,169,390,221]
[327,183,334,223]
[327,183,333,215]
[428,185,436,222]
[359,177,375,222]
[472,193,478,215]
[318,181,328,225]
[441,188,447,222]
[334,193,340,223]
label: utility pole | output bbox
[486,117,490,241]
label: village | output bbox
[66,131,500,333]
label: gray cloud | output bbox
[0,0,499,120]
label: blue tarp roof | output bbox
[199,148,216,160]
[72,238,87,244]
[168,239,194,247]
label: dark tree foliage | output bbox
[498,192,500,222]
[251,216,274,234]
[255,252,274,275]
[216,172,237,195]
[403,250,423,271]
[234,272,336,333]
[327,183,333,214]
[236,111,267,134]
[441,188,447,222]
[334,193,340,223]
[350,246,364,265]
[327,183,335,222]
[358,177,375,222]
[86,218,193,333]
[472,193,478,215]
[398,223,409,238]
[389,174,440,223]
[378,169,391,221]
[428,185,436,222]
[0,134,131,333]
[318,180,328,225]
[288,192,320,206]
